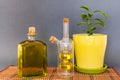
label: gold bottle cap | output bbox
[63,18,69,23]
[28,26,36,35]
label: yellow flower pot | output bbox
[73,34,107,69]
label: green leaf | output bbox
[81,12,87,20]
[90,26,96,31]
[95,18,104,23]
[77,21,87,26]
[94,10,108,19]
[94,18,105,27]
[96,23,105,27]
[80,5,90,11]
[88,13,93,19]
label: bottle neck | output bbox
[28,35,36,40]
[63,22,69,39]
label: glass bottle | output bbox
[50,18,74,77]
[18,26,47,77]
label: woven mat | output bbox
[0,66,120,80]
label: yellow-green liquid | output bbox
[58,52,73,70]
[18,40,47,77]
[59,61,72,70]
[59,52,72,60]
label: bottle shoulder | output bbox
[18,40,47,46]
[36,40,47,45]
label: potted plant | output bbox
[73,5,108,74]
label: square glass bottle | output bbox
[18,27,47,77]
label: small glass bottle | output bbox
[18,26,47,77]
[50,18,74,77]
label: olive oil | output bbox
[18,27,47,77]
[59,52,72,60]
[59,60,72,70]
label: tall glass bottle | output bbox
[18,26,47,77]
[58,18,74,77]
[50,18,74,77]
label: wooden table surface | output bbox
[0,65,120,80]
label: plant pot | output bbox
[73,34,107,71]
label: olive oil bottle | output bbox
[49,18,74,77]
[57,18,74,77]
[18,26,47,77]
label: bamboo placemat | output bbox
[0,65,120,80]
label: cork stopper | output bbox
[49,36,57,43]
[28,26,36,36]
[63,18,69,23]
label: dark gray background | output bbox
[0,0,120,72]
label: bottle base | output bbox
[19,72,47,78]
[58,71,74,77]
[57,72,74,80]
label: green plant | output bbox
[77,5,108,36]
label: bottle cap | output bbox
[63,18,69,23]
[28,26,36,35]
